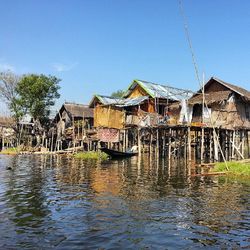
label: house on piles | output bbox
[187,77,250,129]
[54,102,94,147]
[0,116,15,150]
[89,80,193,144]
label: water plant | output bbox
[213,161,250,177]
[0,147,19,155]
[74,151,109,161]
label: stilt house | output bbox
[90,80,193,130]
[188,77,250,129]
[55,102,94,141]
[0,116,15,150]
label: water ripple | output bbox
[0,155,249,249]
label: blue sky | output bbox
[1,0,250,112]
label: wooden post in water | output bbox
[232,130,235,160]
[72,115,75,151]
[201,127,204,163]
[209,129,213,162]
[162,129,166,157]
[213,129,219,162]
[156,128,159,159]
[138,127,141,156]
[150,129,153,155]
[187,126,191,162]
[168,128,171,162]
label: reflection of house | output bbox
[91,80,193,130]
[188,77,250,129]
[55,102,94,140]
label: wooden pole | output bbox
[125,129,129,151]
[138,128,141,156]
[168,128,171,162]
[163,129,166,157]
[51,128,54,152]
[188,126,191,162]
[241,130,245,158]
[213,129,219,161]
[201,127,204,163]
[232,130,235,160]
[72,115,75,150]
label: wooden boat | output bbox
[100,147,138,158]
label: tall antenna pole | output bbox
[178,0,228,169]
[178,0,201,86]
[202,72,205,124]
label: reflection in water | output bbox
[0,154,249,249]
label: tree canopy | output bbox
[0,71,20,105]
[13,74,61,126]
[111,89,125,98]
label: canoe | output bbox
[100,147,138,158]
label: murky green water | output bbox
[0,155,249,249]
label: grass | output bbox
[0,147,19,155]
[213,161,250,177]
[74,151,109,161]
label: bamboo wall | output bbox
[127,85,148,98]
[94,106,125,129]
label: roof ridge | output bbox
[96,94,124,99]
[64,102,88,106]
[136,79,193,92]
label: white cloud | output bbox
[51,62,78,72]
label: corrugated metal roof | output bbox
[124,80,194,100]
[96,95,124,105]
[117,96,149,107]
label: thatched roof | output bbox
[212,77,250,100]
[55,102,93,121]
[188,90,232,105]
[0,116,15,127]
[189,77,250,105]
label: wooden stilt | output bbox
[138,128,141,156]
[201,127,204,163]
[187,127,191,162]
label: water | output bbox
[0,155,249,249]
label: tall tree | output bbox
[0,70,19,108]
[0,70,24,123]
[15,74,61,128]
